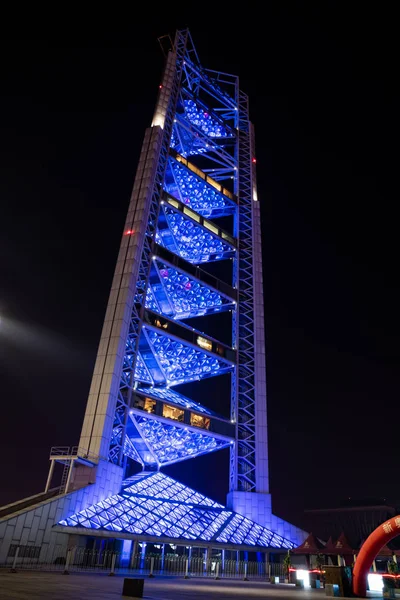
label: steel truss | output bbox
[58,472,295,549]
[102,29,265,499]
[108,30,189,465]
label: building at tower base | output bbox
[0,29,306,565]
[0,469,305,565]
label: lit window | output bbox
[222,187,233,200]
[133,396,156,413]
[221,231,234,244]
[188,162,205,180]
[190,414,211,430]
[144,398,156,413]
[175,154,188,166]
[204,221,219,235]
[206,176,222,192]
[183,206,201,222]
[197,336,212,351]
[166,196,180,209]
[162,404,184,422]
[154,319,168,329]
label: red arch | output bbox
[353,515,400,596]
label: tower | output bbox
[0,30,305,562]
[78,27,270,511]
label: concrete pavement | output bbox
[0,571,326,600]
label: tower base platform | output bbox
[0,469,305,563]
[55,471,300,549]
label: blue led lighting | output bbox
[134,352,153,384]
[165,160,235,218]
[123,436,144,465]
[136,386,214,416]
[121,472,223,507]
[183,99,234,138]
[58,472,295,549]
[170,126,209,157]
[187,63,236,108]
[130,415,230,464]
[145,329,233,384]
[144,287,159,313]
[158,204,234,263]
[145,261,231,320]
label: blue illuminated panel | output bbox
[133,352,153,384]
[157,204,234,263]
[183,99,234,138]
[216,513,252,544]
[58,472,295,549]
[146,261,232,320]
[145,329,233,385]
[123,436,144,466]
[122,471,223,507]
[144,288,159,313]
[136,386,214,416]
[131,415,230,464]
[170,126,207,157]
[165,159,236,218]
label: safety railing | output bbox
[0,545,288,580]
[49,446,99,463]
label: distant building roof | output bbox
[304,503,397,548]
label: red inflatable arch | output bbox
[353,515,400,596]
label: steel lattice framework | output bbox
[236,90,258,492]
[0,29,306,556]
[58,472,294,549]
[79,28,269,502]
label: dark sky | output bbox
[0,7,398,530]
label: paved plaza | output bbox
[0,571,326,600]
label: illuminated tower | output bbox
[0,30,305,560]
[79,29,267,500]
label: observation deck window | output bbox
[162,404,184,422]
[190,414,211,430]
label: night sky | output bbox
[0,7,398,531]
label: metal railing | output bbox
[1,545,289,580]
[49,446,100,463]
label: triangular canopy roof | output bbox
[292,532,325,554]
[325,532,354,555]
[57,472,296,550]
[324,536,336,553]
[376,544,395,557]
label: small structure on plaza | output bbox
[324,532,354,566]
[292,532,325,559]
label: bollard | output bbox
[149,556,155,578]
[215,561,220,580]
[10,547,20,573]
[109,553,116,576]
[243,562,249,581]
[63,548,71,575]
[184,558,190,579]
[123,578,144,598]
